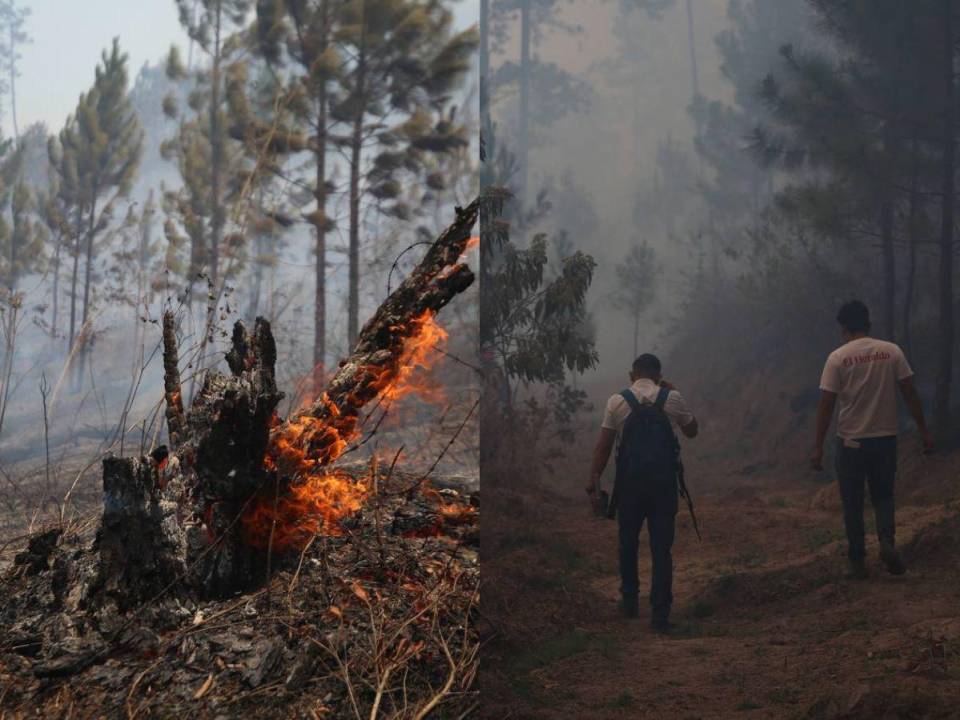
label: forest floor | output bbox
[481,414,960,719]
[0,458,480,719]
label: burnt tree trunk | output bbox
[97,316,281,605]
[936,0,955,435]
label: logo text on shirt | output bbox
[841,351,891,368]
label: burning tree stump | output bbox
[94,200,478,605]
[98,316,282,605]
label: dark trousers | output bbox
[617,492,677,620]
[834,435,897,562]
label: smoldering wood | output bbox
[299,200,478,461]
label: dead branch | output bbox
[161,311,186,448]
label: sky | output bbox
[15,0,478,136]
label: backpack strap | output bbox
[619,389,643,416]
[654,386,670,411]
[619,387,671,416]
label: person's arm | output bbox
[586,427,617,496]
[811,390,837,471]
[661,382,699,439]
[898,376,934,452]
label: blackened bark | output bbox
[97,456,187,609]
[162,311,186,448]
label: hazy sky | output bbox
[16,1,477,136]
[18,1,185,133]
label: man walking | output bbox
[587,354,699,633]
[811,300,934,579]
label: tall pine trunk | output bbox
[880,199,895,341]
[880,116,900,342]
[51,234,62,338]
[134,210,149,371]
[68,234,80,353]
[936,0,955,434]
[313,0,331,380]
[9,24,17,140]
[480,0,489,131]
[347,4,368,350]
[685,0,699,98]
[209,0,224,291]
[189,0,225,403]
[7,222,16,296]
[517,0,531,215]
[903,142,920,360]
[77,196,99,386]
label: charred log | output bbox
[293,199,478,463]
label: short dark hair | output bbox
[837,300,871,334]
[632,353,661,377]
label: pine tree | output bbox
[611,242,657,358]
[334,0,477,347]
[0,147,44,294]
[0,0,29,141]
[168,0,252,292]
[488,0,593,215]
[253,0,343,377]
[753,3,930,342]
[48,39,143,375]
[689,0,815,220]
[106,191,163,359]
[744,1,957,429]
[37,174,70,338]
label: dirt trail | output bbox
[482,432,960,719]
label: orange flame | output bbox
[243,469,368,550]
[380,312,448,404]
[242,310,449,549]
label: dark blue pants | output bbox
[834,435,897,562]
[617,492,677,620]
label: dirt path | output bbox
[482,446,960,719]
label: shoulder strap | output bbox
[654,386,670,410]
[619,389,643,416]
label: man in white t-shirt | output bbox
[812,300,933,579]
[587,354,698,632]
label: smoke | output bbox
[489,1,740,394]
